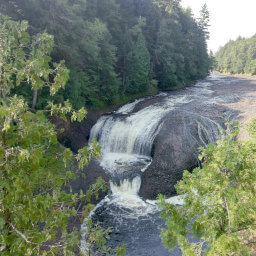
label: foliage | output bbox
[159,121,256,255]
[198,4,210,40]
[0,15,68,109]
[215,34,256,75]
[0,0,211,109]
[0,15,123,256]
[152,2,210,88]
[84,219,126,256]
[121,18,151,94]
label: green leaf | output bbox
[116,245,126,256]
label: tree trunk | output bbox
[0,65,6,101]
[1,87,5,101]
[32,89,38,110]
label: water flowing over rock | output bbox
[81,74,255,255]
[140,110,220,198]
[89,75,224,200]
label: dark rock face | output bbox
[50,109,108,153]
[140,110,222,199]
[70,159,109,205]
[50,110,112,204]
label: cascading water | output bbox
[89,95,192,176]
[82,74,239,255]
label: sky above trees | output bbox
[181,0,256,53]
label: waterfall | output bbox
[110,177,141,196]
[88,76,225,208]
[90,107,165,158]
[82,74,234,256]
[89,95,193,176]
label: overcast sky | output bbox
[181,0,256,53]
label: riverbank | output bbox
[213,71,256,80]
[217,75,256,140]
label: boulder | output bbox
[70,159,109,204]
[50,109,107,153]
[139,110,221,199]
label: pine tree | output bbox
[198,3,210,40]
[215,34,256,75]
[124,19,151,94]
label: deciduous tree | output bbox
[0,15,107,256]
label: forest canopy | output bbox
[215,34,256,75]
[0,0,211,109]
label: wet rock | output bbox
[139,110,223,199]
[50,109,109,153]
[70,159,109,205]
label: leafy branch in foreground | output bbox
[0,15,121,256]
[159,121,256,255]
[82,218,126,256]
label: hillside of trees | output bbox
[215,34,256,75]
[0,0,210,110]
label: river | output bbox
[81,74,256,255]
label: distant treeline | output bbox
[0,0,211,109]
[215,35,256,76]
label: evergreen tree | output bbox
[123,19,151,94]
[0,0,211,109]
[198,3,210,40]
[215,34,256,75]
[160,121,256,255]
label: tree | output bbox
[122,19,151,94]
[215,34,256,75]
[0,15,108,255]
[153,0,181,15]
[0,0,121,109]
[0,0,211,108]
[159,121,256,255]
[209,50,217,71]
[198,4,210,40]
